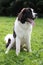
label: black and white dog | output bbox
[5,8,37,56]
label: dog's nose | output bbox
[35,13,38,18]
[35,13,38,17]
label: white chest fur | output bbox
[14,17,33,39]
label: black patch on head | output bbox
[6,38,11,48]
[13,31,16,38]
[18,8,34,24]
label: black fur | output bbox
[13,31,16,38]
[18,8,34,24]
[6,38,11,48]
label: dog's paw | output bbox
[29,49,32,52]
[5,51,8,54]
[27,49,32,52]
[16,51,20,56]
[16,52,19,56]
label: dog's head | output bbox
[18,8,37,24]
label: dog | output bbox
[5,8,37,56]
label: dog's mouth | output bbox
[27,18,35,26]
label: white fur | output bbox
[4,34,14,44]
[31,8,37,18]
[5,8,36,56]
[14,17,32,56]
[5,34,15,54]
[5,17,32,56]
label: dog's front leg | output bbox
[16,37,21,56]
[26,35,32,52]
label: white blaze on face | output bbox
[31,8,37,18]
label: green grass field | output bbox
[0,17,43,65]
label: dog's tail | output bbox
[4,34,14,48]
[4,34,13,44]
[4,34,16,48]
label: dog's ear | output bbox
[18,8,26,23]
[18,8,26,20]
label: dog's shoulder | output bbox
[14,17,32,30]
[14,17,32,38]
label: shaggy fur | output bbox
[5,8,37,56]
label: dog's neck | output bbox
[16,17,33,30]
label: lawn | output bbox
[0,17,43,65]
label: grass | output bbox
[0,17,43,65]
